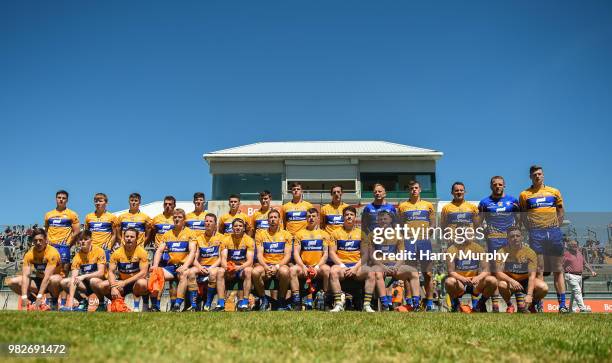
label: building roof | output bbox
[204,141,442,160]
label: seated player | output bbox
[496,226,548,313]
[252,209,293,311]
[215,218,255,311]
[368,210,406,311]
[60,230,107,311]
[8,228,62,311]
[291,208,332,310]
[98,228,149,312]
[150,209,197,312]
[188,213,224,311]
[444,235,497,313]
[328,207,376,313]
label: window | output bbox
[360,173,436,198]
[213,174,282,200]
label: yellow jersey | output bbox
[197,232,224,266]
[447,241,484,277]
[160,228,196,266]
[23,245,61,277]
[331,227,366,266]
[222,234,254,266]
[218,212,250,234]
[366,231,404,265]
[85,211,117,250]
[282,200,313,235]
[320,203,349,235]
[254,228,293,264]
[71,245,106,274]
[117,211,151,246]
[294,228,330,266]
[398,200,435,239]
[44,208,79,245]
[519,185,563,229]
[110,246,149,280]
[441,201,479,230]
[185,210,208,236]
[497,245,537,281]
[151,213,175,247]
[250,208,273,233]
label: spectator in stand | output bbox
[563,240,597,312]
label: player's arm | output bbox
[317,239,330,270]
[279,238,293,266]
[328,238,342,265]
[108,260,121,298]
[429,205,437,229]
[220,248,228,269]
[177,241,197,274]
[67,268,80,306]
[36,259,58,303]
[151,242,166,269]
[440,208,448,230]
[69,214,81,247]
[144,220,153,247]
[20,262,31,299]
[518,194,529,229]
[473,205,481,229]
[110,219,118,249]
[114,221,123,246]
[255,243,268,270]
[293,237,306,271]
[217,218,225,234]
[240,248,254,270]
[584,259,597,276]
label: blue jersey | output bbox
[478,195,519,239]
[361,203,397,233]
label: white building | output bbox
[204,141,443,207]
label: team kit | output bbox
[9,165,569,314]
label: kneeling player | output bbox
[215,218,255,311]
[188,213,224,311]
[150,209,197,312]
[98,228,149,312]
[253,209,293,310]
[444,237,497,312]
[496,226,548,313]
[8,228,62,310]
[291,208,331,309]
[329,207,375,312]
[60,230,107,311]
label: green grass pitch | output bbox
[1,311,611,362]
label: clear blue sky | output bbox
[1,0,611,225]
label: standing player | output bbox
[250,190,274,237]
[282,182,313,236]
[441,182,480,245]
[8,228,62,310]
[215,219,255,311]
[291,208,332,308]
[98,228,149,311]
[320,185,349,235]
[117,193,152,248]
[397,180,436,311]
[253,209,293,310]
[60,230,107,311]
[361,184,397,234]
[444,237,497,313]
[328,207,376,312]
[85,193,118,262]
[188,213,224,311]
[495,226,548,313]
[519,165,568,313]
[44,190,80,270]
[218,195,250,235]
[150,209,197,312]
[478,176,519,312]
[151,196,176,248]
[185,192,208,237]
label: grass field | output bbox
[1,311,611,362]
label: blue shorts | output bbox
[343,262,357,268]
[486,238,508,253]
[162,264,181,278]
[104,249,111,263]
[51,244,71,264]
[160,252,170,266]
[404,240,433,262]
[529,227,563,256]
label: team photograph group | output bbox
[9,165,569,314]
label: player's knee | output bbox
[243,268,252,279]
[445,277,456,288]
[497,280,508,290]
[8,277,20,290]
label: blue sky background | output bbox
[1,0,611,225]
